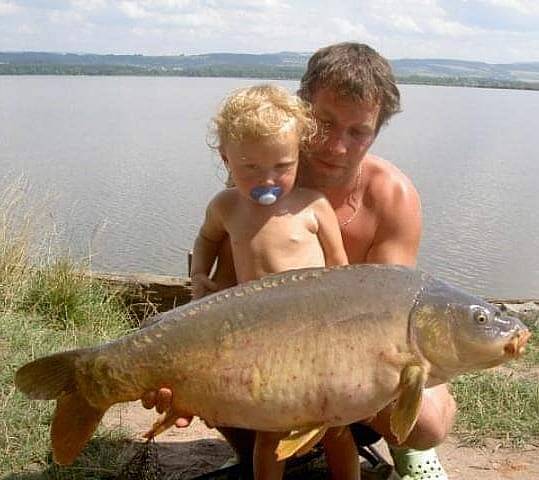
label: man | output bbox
[144,43,455,480]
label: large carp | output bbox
[16,264,530,465]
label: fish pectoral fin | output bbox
[51,392,106,465]
[275,425,328,461]
[390,364,427,444]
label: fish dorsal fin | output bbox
[390,364,427,444]
[275,425,328,461]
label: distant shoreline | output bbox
[1,67,538,91]
[2,52,538,91]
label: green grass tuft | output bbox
[0,178,135,477]
[451,308,539,446]
[1,305,133,477]
[16,259,130,332]
[452,371,539,446]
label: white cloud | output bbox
[118,1,148,19]
[0,1,20,15]
[427,17,478,36]
[48,9,84,23]
[330,17,379,43]
[138,0,192,8]
[480,0,539,15]
[367,0,479,37]
[1,0,539,62]
[204,0,290,11]
[119,2,224,28]
[117,0,288,17]
[17,23,33,33]
[70,0,106,11]
[389,15,423,34]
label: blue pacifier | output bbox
[250,186,283,205]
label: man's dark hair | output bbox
[299,43,401,133]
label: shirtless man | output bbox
[144,43,455,480]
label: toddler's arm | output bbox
[314,197,349,267]
[191,198,227,299]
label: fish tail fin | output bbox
[15,350,80,399]
[52,391,105,465]
[15,350,106,465]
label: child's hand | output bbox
[192,273,218,299]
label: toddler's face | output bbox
[221,130,300,205]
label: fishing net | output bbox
[115,438,164,480]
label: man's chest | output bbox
[340,210,377,264]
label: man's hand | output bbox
[140,388,193,428]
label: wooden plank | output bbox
[84,270,538,319]
[86,271,193,319]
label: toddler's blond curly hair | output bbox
[209,84,316,151]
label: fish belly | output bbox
[166,308,408,431]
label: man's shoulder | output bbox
[363,155,420,216]
[365,154,412,184]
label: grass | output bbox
[452,372,539,446]
[0,303,135,478]
[451,311,539,446]
[0,179,135,478]
[0,306,135,479]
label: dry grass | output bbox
[0,177,134,478]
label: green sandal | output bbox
[390,447,448,480]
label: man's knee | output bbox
[367,384,456,449]
[405,385,457,449]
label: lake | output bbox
[1,76,538,298]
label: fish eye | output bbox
[473,309,489,324]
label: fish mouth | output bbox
[504,329,532,358]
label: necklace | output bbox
[339,164,363,227]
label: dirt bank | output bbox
[104,402,539,479]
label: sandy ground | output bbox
[103,402,539,479]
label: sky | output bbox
[1,0,539,63]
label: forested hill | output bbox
[1,51,538,90]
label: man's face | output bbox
[302,86,380,189]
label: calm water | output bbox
[1,76,538,298]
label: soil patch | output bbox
[104,403,539,479]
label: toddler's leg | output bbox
[322,426,360,480]
[217,426,255,471]
[253,431,286,480]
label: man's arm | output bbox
[365,173,422,267]
[314,196,349,266]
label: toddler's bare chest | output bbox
[228,210,318,251]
